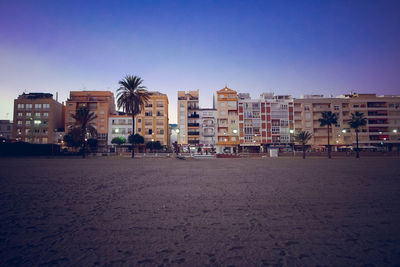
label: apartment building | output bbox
[199,109,217,152]
[177,90,200,152]
[107,114,132,146]
[135,91,169,146]
[238,93,294,152]
[0,120,13,140]
[65,91,116,146]
[294,93,400,151]
[214,86,239,154]
[13,92,64,144]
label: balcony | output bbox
[188,106,199,110]
[188,114,199,118]
[188,123,199,127]
[188,132,200,135]
[188,140,199,144]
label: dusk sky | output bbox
[1,0,399,123]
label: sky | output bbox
[0,0,399,123]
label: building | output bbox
[199,109,217,152]
[214,86,239,154]
[177,90,200,152]
[65,91,116,146]
[13,92,64,144]
[238,93,294,153]
[293,93,400,151]
[0,120,13,140]
[135,91,169,146]
[107,114,132,146]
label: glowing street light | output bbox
[289,129,294,134]
[393,129,398,133]
[342,129,346,133]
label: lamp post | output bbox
[289,129,295,156]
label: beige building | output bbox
[135,91,169,146]
[214,86,239,153]
[65,91,116,145]
[177,90,200,151]
[13,92,64,144]
[294,93,400,151]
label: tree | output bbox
[319,111,339,159]
[87,138,98,153]
[63,127,82,151]
[128,133,144,152]
[295,131,312,159]
[112,137,126,155]
[116,75,150,158]
[349,111,367,158]
[111,137,126,146]
[146,141,162,152]
[71,106,97,158]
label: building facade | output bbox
[135,91,169,146]
[65,91,116,146]
[199,109,217,152]
[0,120,13,140]
[177,90,200,152]
[13,93,64,144]
[107,114,132,146]
[214,86,239,153]
[238,93,294,152]
[293,93,400,151]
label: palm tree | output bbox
[349,111,367,158]
[319,111,339,159]
[116,75,150,158]
[295,131,312,159]
[71,106,97,158]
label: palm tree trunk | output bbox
[81,127,86,158]
[356,129,359,158]
[131,114,135,158]
[327,125,331,159]
[302,143,306,159]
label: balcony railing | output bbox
[188,132,200,135]
[188,123,199,127]
[188,114,199,118]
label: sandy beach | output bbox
[1,157,400,266]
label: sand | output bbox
[0,157,400,266]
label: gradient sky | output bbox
[1,0,399,123]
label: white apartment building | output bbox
[199,109,217,152]
[107,115,133,146]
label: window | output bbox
[26,112,31,117]
[228,101,236,108]
[26,104,32,109]
[35,113,40,117]
[138,128,141,132]
[17,120,22,125]
[305,121,311,128]
[35,104,42,109]
[69,103,73,106]
[145,111,152,116]
[220,111,226,116]
[17,104,24,109]
[305,112,311,120]
[26,121,31,125]
[43,113,48,117]
[100,110,105,114]
[334,105,340,110]
[34,120,41,125]
[138,118,141,123]
[220,102,226,107]
[43,104,50,109]
[100,118,104,123]
[18,112,23,117]
[42,137,48,143]
[304,105,310,111]
[156,101,164,107]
